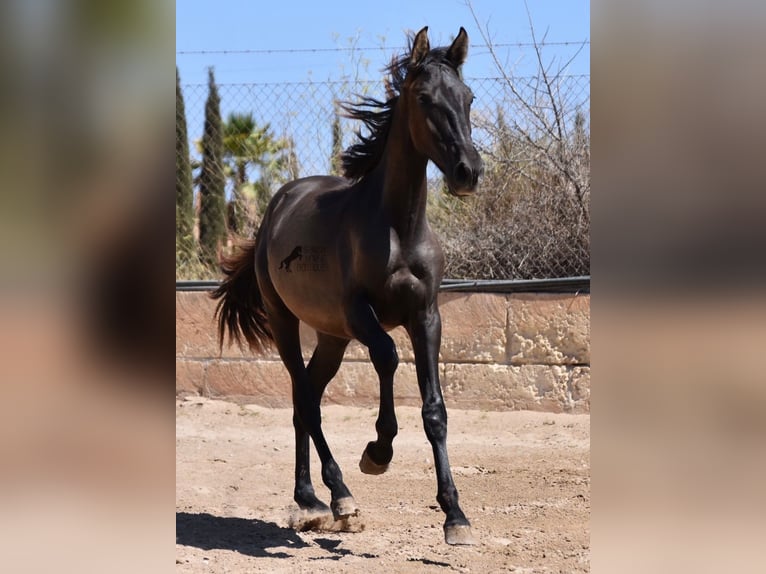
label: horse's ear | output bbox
[447,27,469,67]
[411,26,430,66]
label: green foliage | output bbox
[221,112,296,239]
[175,67,195,266]
[222,112,262,235]
[197,68,226,269]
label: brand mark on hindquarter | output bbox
[279,246,328,273]
[278,246,303,272]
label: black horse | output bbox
[212,26,483,545]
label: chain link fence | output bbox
[177,73,589,280]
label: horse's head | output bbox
[404,27,483,197]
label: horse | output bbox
[211,26,483,545]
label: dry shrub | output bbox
[429,112,590,280]
[431,2,590,280]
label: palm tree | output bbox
[222,113,290,235]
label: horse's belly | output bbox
[269,252,350,338]
[285,291,348,337]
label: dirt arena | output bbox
[176,397,590,573]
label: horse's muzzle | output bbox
[449,155,483,196]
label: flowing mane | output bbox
[340,38,461,181]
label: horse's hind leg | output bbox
[293,333,349,515]
[267,305,358,521]
[346,297,399,475]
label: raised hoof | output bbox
[359,449,390,475]
[444,524,476,546]
[331,496,360,520]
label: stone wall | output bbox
[176,291,590,413]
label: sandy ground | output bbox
[176,397,590,573]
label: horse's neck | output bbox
[376,103,430,244]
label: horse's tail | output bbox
[210,241,273,353]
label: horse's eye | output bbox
[417,93,432,107]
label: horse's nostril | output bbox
[454,160,481,188]
[454,162,471,185]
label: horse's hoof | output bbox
[288,506,334,532]
[331,496,359,520]
[444,524,476,545]
[359,449,390,475]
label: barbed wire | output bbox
[176,40,589,56]
[180,73,589,88]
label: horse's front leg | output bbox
[345,296,399,475]
[408,305,475,545]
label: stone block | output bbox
[175,292,221,358]
[564,366,591,411]
[438,293,508,363]
[442,363,590,413]
[507,293,590,365]
[176,359,205,396]
[203,361,292,407]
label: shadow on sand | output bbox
[176,512,379,562]
[176,512,309,559]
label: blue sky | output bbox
[176,0,590,85]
